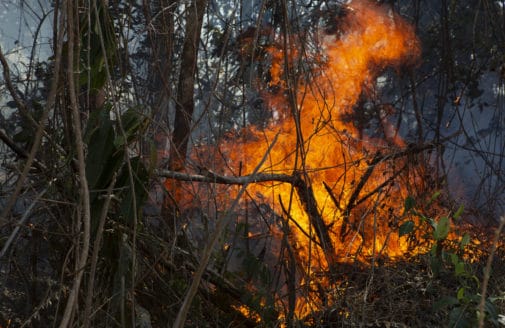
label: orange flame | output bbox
[219,0,420,265]
[166,0,424,320]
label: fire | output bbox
[165,0,427,321]
[219,0,420,266]
[232,304,262,324]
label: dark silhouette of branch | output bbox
[339,138,457,239]
[292,173,338,267]
[157,169,295,184]
[279,196,322,248]
[0,129,47,172]
[0,46,31,122]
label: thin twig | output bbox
[0,46,34,124]
[0,40,62,229]
[0,129,47,171]
[478,216,505,328]
[340,139,455,238]
[157,139,448,187]
[279,196,322,248]
[0,182,52,258]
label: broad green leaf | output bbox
[113,135,127,148]
[449,307,471,328]
[114,109,147,148]
[85,117,115,189]
[84,104,110,142]
[419,214,436,229]
[13,129,33,143]
[399,220,415,237]
[430,254,442,276]
[433,216,450,241]
[472,275,480,288]
[111,232,133,315]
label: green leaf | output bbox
[85,117,116,189]
[13,129,33,143]
[449,253,459,265]
[455,261,466,276]
[457,287,466,301]
[114,109,147,148]
[427,190,441,207]
[430,254,442,276]
[453,205,464,220]
[449,307,471,328]
[113,135,127,148]
[433,216,450,241]
[399,220,415,237]
[404,196,416,212]
[425,217,438,230]
[460,233,470,249]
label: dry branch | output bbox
[158,168,338,266]
[292,173,338,268]
[59,2,92,327]
[0,46,32,123]
[157,169,295,184]
[0,129,48,172]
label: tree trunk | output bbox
[169,0,207,171]
[144,0,175,125]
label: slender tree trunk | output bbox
[435,0,452,189]
[144,0,175,125]
[169,0,207,171]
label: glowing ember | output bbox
[232,304,262,324]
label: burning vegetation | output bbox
[2,0,505,327]
[160,0,505,326]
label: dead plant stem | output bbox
[478,216,505,328]
[59,1,92,327]
[83,174,117,328]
